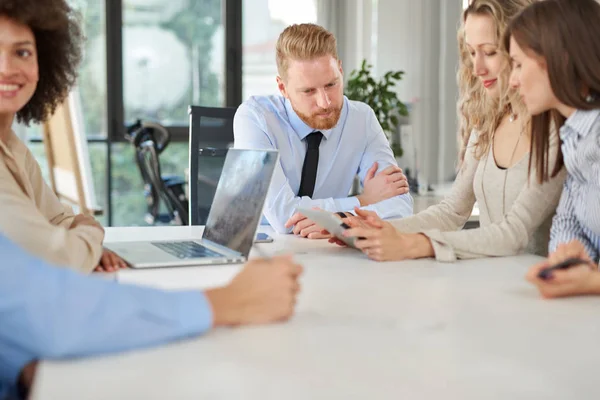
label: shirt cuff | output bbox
[336,197,360,213]
[176,291,214,335]
[420,230,458,262]
[357,193,414,219]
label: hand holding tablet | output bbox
[296,208,359,248]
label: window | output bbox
[73,0,108,138]
[110,142,188,226]
[122,0,225,126]
[19,0,243,226]
[24,136,48,182]
[242,0,317,100]
[86,143,109,225]
[109,143,145,226]
[108,0,226,226]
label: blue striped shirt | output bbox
[549,109,600,261]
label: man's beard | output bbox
[292,103,343,130]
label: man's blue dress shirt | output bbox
[233,95,413,233]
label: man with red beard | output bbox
[234,23,413,237]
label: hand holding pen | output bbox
[527,240,599,299]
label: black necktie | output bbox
[297,131,323,197]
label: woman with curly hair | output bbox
[0,0,125,272]
[337,0,567,262]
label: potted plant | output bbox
[345,59,409,157]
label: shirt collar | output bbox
[0,130,17,156]
[561,108,600,141]
[284,97,348,141]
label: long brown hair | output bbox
[457,0,533,164]
[504,0,600,183]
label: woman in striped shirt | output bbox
[505,0,600,297]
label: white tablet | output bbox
[296,208,358,248]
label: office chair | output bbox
[187,106,237,225]
[126,120,189,225]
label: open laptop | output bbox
[191,147,273,242]
[105,149,278,268]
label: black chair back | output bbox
[188,106,237,225]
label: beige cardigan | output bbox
[391,131,566,262]
[0,130,104,272]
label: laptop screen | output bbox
[194,148,228,225]
[203,149,278,257]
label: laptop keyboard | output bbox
[152,241,223,259]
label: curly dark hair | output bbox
[1,0,83,124]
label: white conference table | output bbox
[32,226,600,400]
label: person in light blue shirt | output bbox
[0,235,302,399]
[234,23,413,236]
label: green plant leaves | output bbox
[344,59,409,157]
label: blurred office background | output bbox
[16,0,465,226]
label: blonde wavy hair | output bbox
[457,0,534,164]
[276,23,338,80]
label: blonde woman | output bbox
[338,0,567,262]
